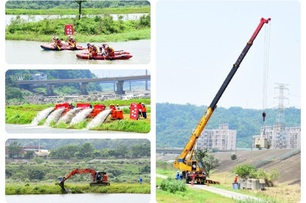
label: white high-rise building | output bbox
[196,124,236,151]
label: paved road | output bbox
[156,174,264,202]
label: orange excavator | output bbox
[58,168,110,191]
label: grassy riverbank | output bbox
[6,13,150,42]
[6,156,150,195]
[156,163,300,203]
[6,182,150,195]
[6,99,151,133]
[6,6,150,15]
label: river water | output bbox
[5,40,150,64]
[5,193,151,203]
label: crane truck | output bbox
[58,168,110,191]
[173,18,271,184]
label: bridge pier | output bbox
[46,85,55,96]
[80,82,88,95]
[115,80,125,95]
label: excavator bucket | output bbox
[58,177,67,192]
[59,181,66,192]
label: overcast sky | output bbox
[156,0,301,109]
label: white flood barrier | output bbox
[44,109,65,126]
[31,107,54,125]
[87,109,112,129]
[70,108,93,126]
[57,108,81,124]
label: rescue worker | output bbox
[175,171,180,180]
[99,43,107,55]
[139,176,143,184]
[137,102,143,119]
[89,43,98,58]
[52,36,57,44]
[67,35,77,48]
[86,42,92,52]
[234,174,238,183]
[191,172,196,186]
[54,37,62,50]
[142,104,147,119]
[104,44,115,59]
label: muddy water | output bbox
[5,193,150,203]
[5,40,150,64]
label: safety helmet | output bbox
[91,43,94,46]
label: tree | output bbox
[195,149,219,177]
[24,151,34,159]
[114,144,128,158]
[7,141,22,158]
[234,164,257,179]
[78,142,94,158]
[28,168,45,180]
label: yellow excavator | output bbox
[173,18,271,184]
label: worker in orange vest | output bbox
[142,104,147,119]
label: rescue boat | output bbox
[76,51,133,60]
[40,44,85,51]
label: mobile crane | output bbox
[58,168,110,191]
[173,18,271,184]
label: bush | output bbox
[231,153,237,160]
[234,164,256,179]
[234,164,279,187]
[160,177,186,193]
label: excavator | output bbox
[58,168,110,191]
[173,18,271,184]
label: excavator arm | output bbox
[174,18,271,176]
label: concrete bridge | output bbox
[16,75,150,96]
[156,148,183,154]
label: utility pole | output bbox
[75,0,86,20]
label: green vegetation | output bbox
[156,163,294,203]
[6,182,150,195]
[157,178,238,203]
[233,164,279,187]
[194,149,219,177]
[6,7,150,15]
[160,177,186,193]
[156,103,301,148]
[6,139,150,195]
[6,104,52,124]
[6,99,151,133]
[5,0,150,14]
[6,13,150,42]
[6,70,101,103]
